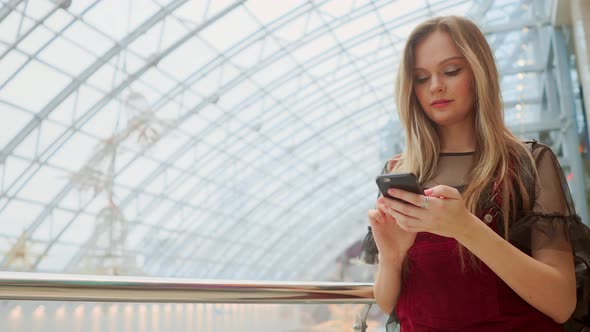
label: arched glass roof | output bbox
[0,0,550,280]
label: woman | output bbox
[361,16,590,331]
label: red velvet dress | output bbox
[394,228,563,331]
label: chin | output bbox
[432,120,455,128]
[426,113,460,125]
[434,115,474,128]
[426,115,452,125]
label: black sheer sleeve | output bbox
[508,144,587,253]
[508,143,590,330]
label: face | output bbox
[413,29,475,128]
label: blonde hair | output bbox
[392,16,537,270]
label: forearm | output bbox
[374,253,404,315]
[456,214,576,323]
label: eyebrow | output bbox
[414,56,465,70]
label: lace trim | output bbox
[508,212,587,252]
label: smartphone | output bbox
[376,172,424,200]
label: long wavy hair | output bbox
[391,16,538,270]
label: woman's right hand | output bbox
[368,196,417,262]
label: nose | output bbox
[430,75,445,94]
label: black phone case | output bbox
[376,172,424,200]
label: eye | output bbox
[414,76,429,84]
[444,67,462,76]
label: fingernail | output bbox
[424,188,433,196]
[387,188,396,195]
[377,197,385,203]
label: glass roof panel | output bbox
[1,59,71,111]
[120,47,147,73]
[55,190,82,211]
[192,68,224,97]
[333,11,381,41]
[126,223,151,248]
[198,7,260,52]
[291,33,337,64]
[76,100,120,137]
[158,37,218,82]
[30,208,66,241]
[61,20,115,56]
[16,166,68,203]
[2,155,28,189]
[66,0,100,17]
[0,10,36,45]
[17,24,55,55]
[44,7,74,31]
[0,200,44,237]
[85,62,119,92]
[59,213,94,245]
[172,0,207,24]
[244,0,306,27]
[140,67,179,94]
[47,130,99,170]
[37,242,77,271]
[82,0,160,41]
[206,0,238,17]
[21,0,54,20]
[0,51,28,86]
[377,0,426,21]
[273,12,319,44]
[37,121,68,154]
[116,156,161,187]
[83,194,109,215]
[317,0,356,18]
[0,106,32,148]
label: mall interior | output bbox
[1,0,590,331]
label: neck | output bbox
[437,120,477,153]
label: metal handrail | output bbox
[0,272,374,304]
[0,272,377,332]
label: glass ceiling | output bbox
[0,0,551,280]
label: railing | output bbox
[0,272,376,331]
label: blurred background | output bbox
[0,0,589,331]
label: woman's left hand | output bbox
[382,185,475,239]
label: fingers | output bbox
[372,185,462,234]
[378,195,425,219]
[376,200,422,231]
[395,215,422,232]
[386,206,422,232]
[368,209,386,224]
[375,202,400,222]
[423,185,460,199]
[386,188,425,207]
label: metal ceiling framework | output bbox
[0,0,584,281]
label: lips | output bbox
[431,99,453,108]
